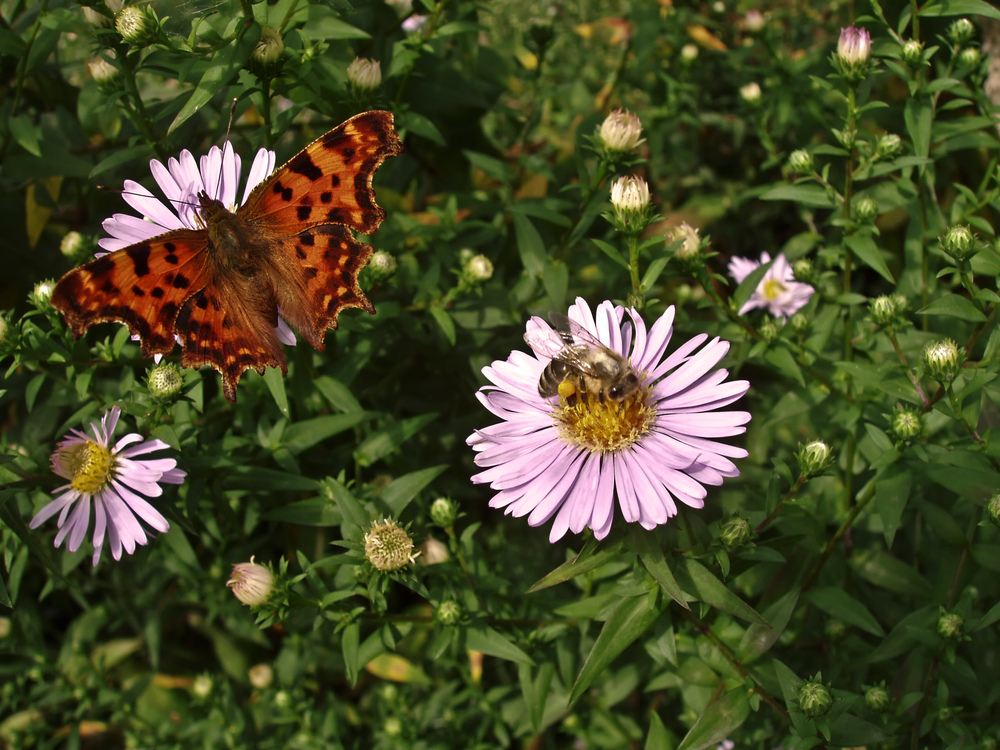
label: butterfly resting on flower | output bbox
[52,110,403,402]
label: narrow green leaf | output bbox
[542,260,569,310]
[282,412,371,454]
[325,479,369,529]
[807,587,885,636]
[342,621,361,686]
[673,558,768,626]
[631,527,689,609]
[378,465,447,516]
[262,497,342,526]
[222,466,319,491]
[875,471,912,548]
[919,0,1000,20]
[466,626,534,665]
[570,591,661,704]
[852,550,933,599]
[592,238,629,269]
[738,588,801,663]
[429,306,456,346]
[761,184,837,208]
[676,688,751,750]
[845,234,894,283]
[262,366,289,417]
[917,293,987,322]
[511,212,547,276]
[645,710,672,750]
[527,538,627,592]
[904,97,932,158]
[641,257,670,290]
[353,413,439,467]
[313,376,363,413]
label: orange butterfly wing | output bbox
[52,231,213,358]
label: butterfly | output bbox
[52,110,403,403]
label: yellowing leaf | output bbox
[365,653,431,684]
[26,176,63,248]
[687,24,727,51]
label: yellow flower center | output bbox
[66,441,114,494]
[762,278,787,302]
[554,383,656,454]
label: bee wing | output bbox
[547,312,606,349]
[523,325,571,359]
[524,314,602,376]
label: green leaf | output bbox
[262,366,289,417]
[732,259,771,312]
[631,527,689,610]
[429,306,456,346]
[904,97,932,158]
[641,257,670,290]
[760,184,837,208]
[592,238,629,269]
[10,115,41,157]
[527,538,627,592]
[342,621,361,687]
[519,662,555,735]
[511,211,547,276]
[169,20,260,134]
[738,588,801,663]
[570,591,661,704]
[763,347,804,387]
[919,0,1000,19]
[807,587,885,636]
[852,550,933,599]
[313,376,363,413]
[262,497,342,526]
[325,479,369,530]
[917,293,987,322]
[466,626,534,665]
[673,558,768,626]
[89,145,156,180]
[845,234,894,283]
[378,465,447,516]
[398,110,445,146]
[353,413,438,467]
[645,710,672,750]
[222,466,320,491]
[676,688,751,750]
[282,413,371,454]
[464,150,514,182]
[299,10,371,39]
[542,260,569,310]
[875,471,912,547]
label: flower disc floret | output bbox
[555,385,656,454]
[364,520,417,571]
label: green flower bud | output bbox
[902,39,924,67]
[466,254,494,282]
[890,405,923,442]
[115,5,159,46]
[227,557,275,606]
[251,26,285,72]
[864,683,890,713]
[987,490,1000,527]
[147,363,183,402]
[435,600,463,625]
[869,294,905,327]
[798,678,833,717]
[599,109,643,156]
[876,133,903,160]
[384,717,403,737]
[719,515,752,550]
[797,439,833,479]
[30,279,55,310]
[680,43,699,63]
[790,312,809,333]
[0,616,10,639]
[429,497,458,528]
[853,195,879,222]
[368,250,397,283]
[924,339,963,382]
[824,618,847,641]
[792,257,814,283]
[739,81,762,104]
[610,175,652,235]
[835,26,871,83]
[274,690,292,709]
[364,519,417,571]
[787,149,814,175]
[948,18,975,47]
[759,319,780,343]
[347,57,382,91]
[937,611,964,640]
[248,663,274,689]
[941,224,977,262]
[957,46,982,68]
[191,674,213,698]
[666,222,701,262]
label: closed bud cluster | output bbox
[924,339,962,382]
[719,515,751,550]
[937,611,964,640]
[610,175,651,235]
[798,676,833,717]
[759,319,780,343]
[902,39,924,67]
[368,250,397,283]
[147,363,183,402]
[890,405,922,442]
[227,557,274,606]
[957,46,982,69]
[464,254,494,283]
[739,81,762,104]
[853,195,879,222]
[680,44,699,62]
[790,312,809,333]
[864,683,890,713]
[347,57,382,91]
[988,490,1000,527]
[835,26,872,82]
[599,109,643,156]
[429,497,458,528]
[876,133,902,160]
[666,223,701,263]
[435,600,463,625]
[870,294,904,327]
[60,231,92,261]
[251,26,285,71]
[87,58,121,93]
[948,18,975,47]
[115,5,160,47]
[192,674,213,698]
[824,618,847,640]
[248,663,274,689]
[787,149,813,175]
[364,519,417,571]
[30,280,55,310]
[791,258,814,284]
[941,224,977,262]
[797,439,833,479]
[744,10,765,32]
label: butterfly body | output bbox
[53,111,403,402]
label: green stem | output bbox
[627,234,642,307]
[803,481,876,590]
[756,476,806,533]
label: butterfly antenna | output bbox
[213,98,239,202]
[96,184,200,210]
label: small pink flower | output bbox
[728,252,814,321]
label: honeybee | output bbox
[524,313,640,404]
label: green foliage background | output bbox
[2,0,1000,747]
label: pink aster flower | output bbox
[99,141,296,346]
[30,407,185,565]
[467,298,751,542]
[728,251,814,321]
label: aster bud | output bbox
[957,46,982,69]
[719,515,751,550]
[876,133,902,160]
[937,611,964,640]
[853,195,878,222]
[364,519,417,571]
[666,222,701,262]
[0,314,9,356]
[890,405,922,442]
[941,225,977,262]
[82,5,113,27]
[744,10,765,32]
[429,497,458,528]
[680,43,699,62]
[798,678,833,717]
[384,718,403,737]
[87,58,121,93]
[147,363,183,402]
[368,250,397,283]
[467,254,494,282]
[835,26,871,82]
[824,618,847,641]
[787,149,814,175]
[791,257,814,283]
[987,490,1000,527]
[251,26,284,71]
[30,279,55,309]
[435,600,463,625]
[739,81,762,104]
[274,690,292,708]
[759,319,780,343]
[192,675,213,698]
[797,439,833,479]
[599,109,643,156]
[248,663,274,689]
[902,39,924,67]
[347,57,382,91]
[924,339,962,382]
[402,15,428,33]
[864,683,890,713]
[948,18,975,47]
[790,312,809,333]
[869,294,900,327]
[115,5,159,47]
[610,175,651,234]
[227,557,275,606]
